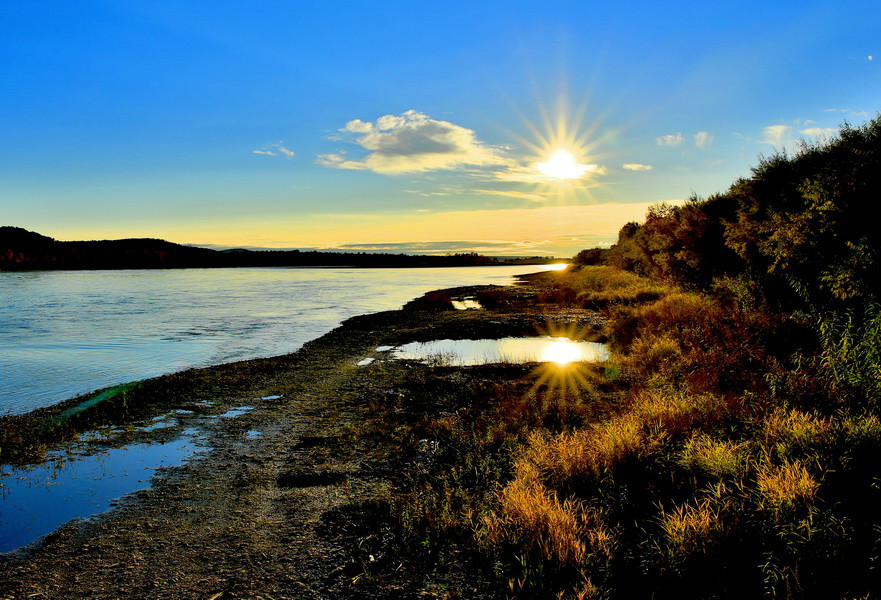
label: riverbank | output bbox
[5,263,879,599]
[0,272,600,599]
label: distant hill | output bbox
[0,227,551,270]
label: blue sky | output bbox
[1,0,878,256]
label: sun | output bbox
[535,150,592,180]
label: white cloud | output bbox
[622,163,654,171]
[318,110,511,175]
[799,126,837,138]
[656,133,685,147]
[252,150,277,156]
[761,125,792,146]
[278,146,295,157]
[694,131,714,148]
[343,119,373,133]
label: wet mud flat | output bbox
[0,276,605,599]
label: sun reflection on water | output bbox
[541,337,586,365]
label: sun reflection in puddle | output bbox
[541,338,586,365]
[451,297,482,310]
[391,337,608,366]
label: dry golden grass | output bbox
[556,580,600,600]
[488,461,616,574]
[624,335,682,379]
[632,389,727,437]
[513,390,729,490]
[489,466,587,565]
[633,292,718,335]
[516,416,648,486]
[763,408,832,446]
[840,412,881,442]
[678,433,747,479]
[757,460,820,509]
[660,499,724,551]
[548,266,673,306]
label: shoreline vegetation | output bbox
[1,116,880,598]
[0,227,561,271]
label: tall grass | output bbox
[374,265,881,599]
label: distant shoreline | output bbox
[1,226,565,272]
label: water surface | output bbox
[0,432,206,553]
[0,265,548,414]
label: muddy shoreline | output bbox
[0,275,603,599]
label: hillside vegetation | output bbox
[356,116,881,598]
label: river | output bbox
[0,265,553,414]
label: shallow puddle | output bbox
[217,406,255,418]
[0,432,206,553]
[0,400,265,554]
[451,297,482,310]
[391,336,609,366]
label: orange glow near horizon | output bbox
[42,201,681,255]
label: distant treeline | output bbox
[0,228,554,271]
[575,114,881,315]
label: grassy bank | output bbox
[334,265,881,599]
[3,263,879,598]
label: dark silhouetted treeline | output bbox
[0,227,550,270]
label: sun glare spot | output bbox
[543,263,569,271]
[541,338,584,365]
[535,151,592,180]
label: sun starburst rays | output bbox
[526,320,606,405]
[495,93,620,205]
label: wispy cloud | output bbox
[824,108,869,117]
[694,131,714,148]
[473,189,548,202]
[493,163,605,183]
[799,126,837,138]
[622,163,653,171]
[252,143,295,157]
[318,110,511,175]
[656,133,684,147]
[403,189,453,197]
[335,240,534,254]
[761,124,792,146]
